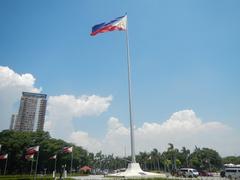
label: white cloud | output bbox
[102,117,130,155]
[45,94,112,139]
[69,131,102,152]
[134,110,234,155]
[0,66,41,130]
[69,117,130,156]
[1,66,238,156]
[69,110,239,156]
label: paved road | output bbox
[72,175,230,180]
[167,176,230,180]
[168,176,229,180]
[198,178,228,180]
[71,175,110,180]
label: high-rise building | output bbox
[15,92,47,131]
[9,114,18,130]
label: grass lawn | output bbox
[0,175,74,179]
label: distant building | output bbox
[15,92,47,131]
[9,114,18,130]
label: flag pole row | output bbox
[0,144,73,176]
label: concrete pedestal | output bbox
[108,163,166,178]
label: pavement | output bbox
[71,175,229,180]
[71,175,112,180]
[167,175,229,180]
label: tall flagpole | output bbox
[125,15,136,163]
[4,155,8,175]
[30,158,33,175]
[54,156,57,176]
[34,151,39,180]
[70,150,73,176]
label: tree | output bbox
[222,156,240,165]
[179,147,190,167]
[0,130,89,174]
[167,143,179,171]
[137,152,149,170]
[150,148,161,171]
[189,147,222,171]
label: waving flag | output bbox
[63,146,73,153]
[26,146,39,155]
[49,155,57,159]
[25,154,34,160]
[0,154,8,160]
[91,15,127,36]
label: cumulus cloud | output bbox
[102,117,130,154]
[69,131,102,152]
[0,66,41,130]
[135,110,234,155]
[1,66,238,156]
[69,110,238,156]
[45,94,112,139]
[69,117,129,155]
[0,66,113,146]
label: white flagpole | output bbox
[54,156,57,176]
[4,155,8,175]
[34,151,39,180]
[30,158,33,175]
[70,150,73,176]
[125,15,136,163]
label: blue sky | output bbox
[0,0,240,156]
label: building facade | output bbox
[15,92,47,131]
[9,114,18,130]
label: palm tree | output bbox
[167,143,179,171]
[150,148,161,171]
[95,151,104,171]
[181,147,190,167]
[138,152,149,170]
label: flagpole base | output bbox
[107,163,166,178]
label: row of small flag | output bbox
[0,145,73,160]
[25,146,73,160]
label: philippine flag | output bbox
[26,146,39,155]
[25,154,34,160]
[91,15,127,36]
[0,154,8,160]
[63,146,73,153]
[49,155,57,159]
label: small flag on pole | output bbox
[91,15,127,36]
[63,146,73,153]
[49,155,57,159]
[26,146,39,155]
[25,154,34,160]
[0,154,8,160]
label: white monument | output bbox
[108,163,166,178]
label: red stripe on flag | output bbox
[91,25,125,36]
[0,154,8,160]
